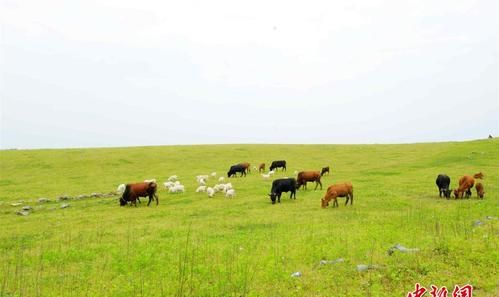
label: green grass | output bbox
[0,140,498,296]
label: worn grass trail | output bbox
[0,140,498,296]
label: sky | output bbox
[0,0,498,149]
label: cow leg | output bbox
[154,193,159,205]
[278,194,281,203]
[333,198,338,208]
[350,193,353,205]
[147,194,152,206]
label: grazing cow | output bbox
[269,160,287,172]
[120,182,158,206]
[321,182,353,208]
[435,174,451,198]
[239,162,251,173]
[453,175,475,199]
[296,171,322,190]
[473,172,484,179]
[227,164,246,177]
[269,178,297,204]
[320,166,330,176]
[475,183,485,199]
[259,163,266,173]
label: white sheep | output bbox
[163,181,175,189]
[196,186,207,193]
[196,175,209,182]
[174,181,181,186]
[198,179,206,186]
[117,184,126,194]
[207,187,215,198]
[210,172,217,177]
[224,183,233,192]
[218,177,225,182]
[225,189,235,198]
[214,184,226,193]
[168,175,178,182]
[169,184,185,193]
[268,170,275,176]
[262,173,271,180]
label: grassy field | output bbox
[0,140,498,296]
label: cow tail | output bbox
[150,182,159,205]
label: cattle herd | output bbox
[435,172,486,199]
[117,160,486,208]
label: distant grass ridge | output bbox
[0,139,498,296]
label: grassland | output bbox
[0,139,498,296]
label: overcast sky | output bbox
[1,0,498,149]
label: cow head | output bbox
[119,196,127,206]
[443,188,451,198]
[269,193,277,204]
[321,198,328,208]
[453,189,460,199]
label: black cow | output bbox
[227,164,247,178]
[435,174,451,198]
[269,160,287,172]
[269,178,296,204]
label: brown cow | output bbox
[296,171,322,190]
[120,182,158,206]
[320,166,330,176]
[321,182,353,208]
[475,182,485,199]
[258,163,265,173]
[239,162,251,173]
[453,175,474,199]
[473,172,484,179]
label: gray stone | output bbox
[10,202,23,207]
[16,210,30,216]
[356,264,381,272]
[22,205,33,211]
[38,198,50,203]
[388,244,420,255]
[472,220,484,227]
[320,258,345,266]
[60,203,70,209]
[291,271,302,278]
[58,195,72,201]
